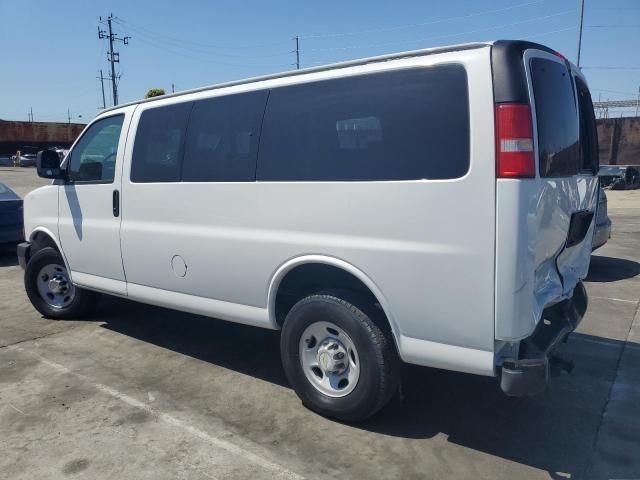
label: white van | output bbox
[20,40,599,421]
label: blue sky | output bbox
[1,0,639,122]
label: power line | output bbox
[586,25,640,28]
[577,0,584,67]
[99,14,130,106]
[114,21,290,60]
[301,0,546,39]
[304,10,574,53]
[97,70,107,109]
[582,66,640,70]
[592,7,640,10]
[294,36,300,69]
[524,25,577,40]
[114,17,290,51]
[132,35,290,69]
[592,88,639,97]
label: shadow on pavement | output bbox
[95,295,630,480]
[587,255,640,282]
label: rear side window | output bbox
[182,91,269,182]
[257,65,469,181]
[131,102,192,183]
[530,58,580,177]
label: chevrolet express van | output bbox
[20,40,598,421]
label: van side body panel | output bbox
[119,47,497,374]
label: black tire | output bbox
[280,292,399,422]
[24,247,99,319]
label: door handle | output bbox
[112,189,120,217]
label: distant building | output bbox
[597,117,640,166]
[0,119,86,155]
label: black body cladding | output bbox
[490,40,558,104]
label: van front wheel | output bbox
[280,293,399,422]
[24,247,99,319]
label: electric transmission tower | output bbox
[98,14,130,106]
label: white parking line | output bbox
[589,296,639,304]
[9,345,304,480]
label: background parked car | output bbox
[0,182,24,250]
[18,153,37,167]
[10,146,39,167]
[598,165,640,190]
[592,186,612,250]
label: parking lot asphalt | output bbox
[0,167,638,480]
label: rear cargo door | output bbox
[526,50,598,325]
[494,47,599,341]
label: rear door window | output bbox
[530,58,580,177]
[257,65,469,181]
[575,77,598,174]
[182,90,269,182]
[131,102,192,183]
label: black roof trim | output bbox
[491,40,560,104]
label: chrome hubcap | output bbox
[299,321,360,397]
[36,264,75,309]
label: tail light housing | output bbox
[495,103,535,178]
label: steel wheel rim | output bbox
[299,321,360,398]
[36,263,75,309]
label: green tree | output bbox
[144,88,166,99]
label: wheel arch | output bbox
[28,227,73,280]
[267,255,401,350]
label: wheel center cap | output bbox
[319,352,332,370]
[316,339,348,374]
[48,277,65,294]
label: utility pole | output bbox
[172,83,175,94]
[97,69,107,109]
[98,14,130,106]
[28,107,33,122]
[576,0,585,67]
[294,35,300,70]
[67,108,71,124]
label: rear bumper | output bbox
[500,282,587,396]
[17,241,31,270]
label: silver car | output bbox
[592,186,612,250]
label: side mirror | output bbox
[36,150,65,179]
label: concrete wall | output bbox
[0,120,86,154]
[597,117,640,166]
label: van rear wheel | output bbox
[280,293,399,422]
[24,247,99,319]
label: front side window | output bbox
[131,102,192,183]
[68,115,124,182]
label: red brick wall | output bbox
[0,120,86,153]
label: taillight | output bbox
[495,103,535,178]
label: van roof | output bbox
[101,41,491,114]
